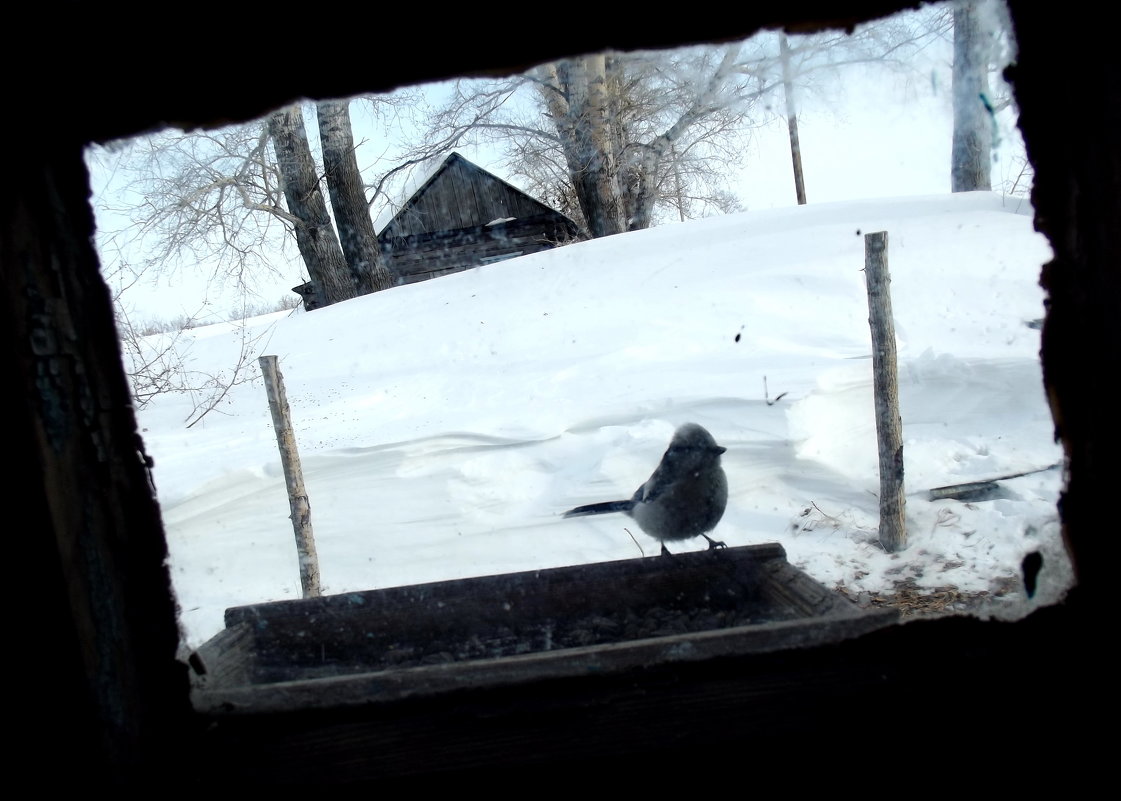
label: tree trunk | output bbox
[670,144,686,222]
[316,100,395,294]
[951,0,993,192]
[606,55,635,226]
[268,105,353,308]
[544,57,626,239]
[780,35,808,205]
[628,145,661,231]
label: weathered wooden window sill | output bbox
[190,543,898,715]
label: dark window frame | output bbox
[9,1,1112,785]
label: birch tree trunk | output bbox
[540,57,626,238]
[951,0,993,192]
[268,105,353,308]
[316,99,395,294]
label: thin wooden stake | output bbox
[259,354,321,597]
[863,232,907,553]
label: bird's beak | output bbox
[715,446,727,454]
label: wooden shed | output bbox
[377,152,581,285]
[292,153,580,306]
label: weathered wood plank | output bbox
[193,608,898,715]
[194,543,896,711]
[188,622,256,691]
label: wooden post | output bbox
[863,232,907,553]
[780,34,807,206]
[258,355,321,597]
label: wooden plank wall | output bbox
[382,214,576,284]
[380,157,555,239]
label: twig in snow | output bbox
[625,527,645,558]
[764,375,788,406]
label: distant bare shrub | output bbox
[114,296,297,427]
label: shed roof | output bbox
[376,152,572,238]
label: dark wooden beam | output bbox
[5,0,1111,786]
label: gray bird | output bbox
[563,423,729,555]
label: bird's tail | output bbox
[563,500,633,518]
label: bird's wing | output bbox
[635,466,671,504]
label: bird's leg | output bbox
[703,534,727,550]
[660,543,674,556]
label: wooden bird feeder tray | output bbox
[188,542,897,714]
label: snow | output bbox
[133,190,1073,651]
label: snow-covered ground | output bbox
[131,191,1071,649]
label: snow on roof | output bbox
[372,152,455,233]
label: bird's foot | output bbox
[703,535,727,550]
[660,543,674,556]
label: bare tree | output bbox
[90,94,422,422]
[91,123,297,304]
[92,90,422,319]
[316,99,395,293]
[619,44,748,231]
[113,299,275,428]
[408,13,954,233]
[408,43,761,238]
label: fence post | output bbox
[864,231,907,553]
[258,354,321,597]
